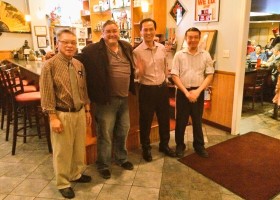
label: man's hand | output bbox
[86,112,92,126]
[49,114,64,133]
[45,51,55,60]
[187,89,200,103]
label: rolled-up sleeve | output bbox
[171,51,181,76]
[205,53,215,75]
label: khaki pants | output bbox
[51,107,86,189]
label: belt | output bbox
[186,87,199,91]
[56,106,83,112]
[140,82,167,88]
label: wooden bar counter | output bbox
[4,59,160,164]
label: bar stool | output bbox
[1,66,52,155]
[0,64,37,141]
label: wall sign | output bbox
[37,36,47,48]
[169,0,187,25]
[195,0,220,22]
[34,26,47,36]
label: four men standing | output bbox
[40,19,213,198]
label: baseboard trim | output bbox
[202,119,231,133]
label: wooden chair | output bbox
[0,66,52,155]
[0,64,38,141]
[243,69,269,109]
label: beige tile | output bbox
[159,185,190,200]
[3,195,35,200]
[189,190,222,200]
[27,164,54,180]
[138,158,164,173]
[96,184,130,200]
[0,152,27,163]
[74,182,103,199]
[11,178,49,196]
[129,186,159,200]
[4,163,38,178]
[105,168,136,185]
[20,153,50,165]
[0,176,24,194]
[37,180,64,199]
[161,172,190,187]
[221,193,244,200]
[133,171,162,188]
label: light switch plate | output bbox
[223,50,230,58]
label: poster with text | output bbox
[195,0,220,22]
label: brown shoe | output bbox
[72,174,92,183]
[159,146,176,157]
[195,148,209,158]
[142,149,152,162]
[99,169,111,179]
[121,161,134,170]
[176,144,186,158]
[59,187,75,199]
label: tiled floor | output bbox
[1,101,280,200]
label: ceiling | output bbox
[251,0,280,13]
[250,0,280,22]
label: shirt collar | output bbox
[57,52,72,65]
[182,47,204,55]
[141,41,159,50]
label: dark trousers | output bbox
[175,89,205,150]
[139,83,170,150]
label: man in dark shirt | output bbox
[75,20,135,179]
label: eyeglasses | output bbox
[104,29,118,34]
[58,40,77,45]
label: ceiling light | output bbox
[25,14,31,22]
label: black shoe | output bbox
[121,161,134,170]
[142,149,152,162]
[159,146,176,157]
[59,187,75,199]
[73,174,92,183]
[176,144,186,158]
[195,148,209,158]
[99,169,111,179]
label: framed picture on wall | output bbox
[37,36,47,48]
[34,26,47,36]
[194,0,220,22]
[169,0,187,25]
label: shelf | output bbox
[112,6,130,11]
[92,9,111,14]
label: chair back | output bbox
[0,66,25,97]
[254,69,268,90]
[0,63,10,93]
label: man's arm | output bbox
[171,74,191,101]
[40,62,64,133]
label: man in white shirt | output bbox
[171,27,214,158]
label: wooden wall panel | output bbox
[0,51,12,60]
[203,71,235,129]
